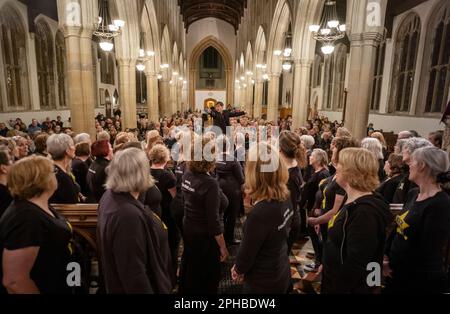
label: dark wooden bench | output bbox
[52,204,98,252]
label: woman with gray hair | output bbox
[361,137,386,181]
[98,148,174,294]
[47,134,80,204]
[384,147,450,293]
[393,138,433,204]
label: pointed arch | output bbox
[418,0,450,114]
[245,42,253,73]
[141,0,160,73]
[179,52,184,77]
[160,25,172,79]
[389,12,421,113]
[189,36,233,110]
[55,29,67,108]
[35,18,56,109]
[267,0,292,74]
[0,2,30,111]
[172,41,179,73]
[254,26,267,68]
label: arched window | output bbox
[333,44,347,110]
[312,54,323,88]
[100,50,115,85]
[0,5,30,110]
[370,41,386,111]
[92,41,99,108]
[323,55,334,110]
[423,1,450,114]
[55,30,67,108]
[35,20,56,110]
[390,13,421,113]
[136,70,147,105]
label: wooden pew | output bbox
[52,204,98,252]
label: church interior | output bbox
[0,0,449,297]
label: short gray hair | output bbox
[97,131,111,142]
[403,138,433,155]
[411,147,449,180]
[398,131,413,140]
[361,137,384,160]
[46,134,74,161]
[300,135,315,149]
[106,148,154,193]
[74,133,91,145]
[312,148,328,167]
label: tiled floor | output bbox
[216,220,322,294]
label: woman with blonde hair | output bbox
[371,132,388,160]
[322,148,392,294]
[146,130,163,152]
[231,142,293,294]
[0,156,73,294]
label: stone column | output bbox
[159,79,170,117]
[177,83,182,113]
[345,33,382,139]
[254,79,264,119]
[79,30,96,135]
[246,79,254,117]
[240,85,247,111]
[292,59,313,129]
[117,59,137,130]
[27,33,40,111]
[267,74,280,123]
[170,81,177,115]
[145,72,159,122]
[64,26,87,135]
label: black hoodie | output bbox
[322,193,393,294]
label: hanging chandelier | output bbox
[93,0,125,52]
[136,2,156,72]
[281,31,293,72]
[136,33,155,72]
[309,0,346,55]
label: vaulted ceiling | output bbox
[178,0,247,32]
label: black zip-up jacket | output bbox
[322,193,393,294]
[87,157,110,203]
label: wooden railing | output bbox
[52,204,98,252]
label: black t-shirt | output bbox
[151,168,176,224]
[287,167,303,213]
[139,185,163,218]
[87,158,110,203]
[376,175,403,204]
[300,168,330,211]
[49,165,80,204]
[392,173,417,204]
[71,158,90,200]
[173,162,187,204]
[387,189,450,275]
[215,154,245,195]
[235,200,292,294]
[0,200,73,294]
[322,175,346,214]
[0,184,13,218]
[182,170,225,237]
